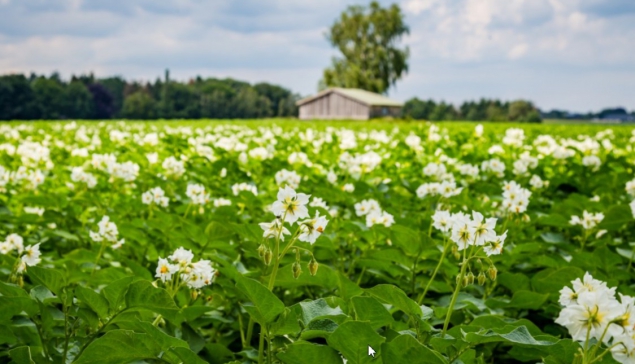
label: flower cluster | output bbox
[155,247,215,289]
[162,156,186,178]
[275,169,302,189]
[186,184,210,205]
[556,273,635,364]
[0,234,42,273]
[570,210,604,230]
[70,167,97,188]
[89,216,125,249]
[439,210,507,256]
[416,181,463,199]
[232,182,258,196]
[141,187,169,207]
[501,181,531,214]
[354,199,394,228]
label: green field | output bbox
[1,120,634,364]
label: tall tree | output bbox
[321,1,409,94]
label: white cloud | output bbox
[0,0,634,111]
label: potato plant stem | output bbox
[91,239,107,276]
[258,329,265,364]
[442,248,468,338]
[418,237,449,304]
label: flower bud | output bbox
[257,244,266,258]
[308,258,319,276]
[487,266,497,281]
[191,290,199,300]
[478,272,486,285]
[461,275,469,288]
[453,251,461,260]
[522,214,531,222]
[466,272,475,285]
[263,249,272,266]
[455,275,461,285]
[292,262,302,279]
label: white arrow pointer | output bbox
[368,346,376,358]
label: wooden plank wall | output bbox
[299,92,370,120]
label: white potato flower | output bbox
[271,186,310,224]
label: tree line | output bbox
[401,98,543,122]
[0,71,299,120]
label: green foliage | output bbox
[0,120,634,363]
[403,97,544,122]
[0,73,299,120]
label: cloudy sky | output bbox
[1,0,634,112]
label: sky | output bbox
[1,0,634,112]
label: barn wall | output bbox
[299,92,370,120]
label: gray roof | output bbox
[296,88,404,107]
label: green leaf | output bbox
[487,291,549,310]
[102,276,138,312]
[298,299,346,325]
[235,275,284,325]
[124,280,181,323]
[390,225,421,255]
[381,334,447,364]
[275,264,339,289]
[74,329,203,364]
[464,325,558,346]
[531,267,584,295]
[327,321,385,364]
[0,297,39,322]
[366,284,429,320]
[277,341,343,364]
[337,271,364,301]
[8,346,35,364]
[75,286,110,319]
[351,296,394,329]
[27,266,66,295]
[598,205,633,231]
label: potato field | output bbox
[1,120,635,364]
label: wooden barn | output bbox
[296,88,403,120]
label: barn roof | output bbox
[296,88,404,107]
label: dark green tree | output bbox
[31,76,65,119]
[64,81,93,119]
[99,77,126,117]
[122,91,157,119]
[0,75,37,120]
[508,100,542,122]
[402,98,436,120]
[322,1,409,94]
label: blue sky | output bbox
[1,0,634,112]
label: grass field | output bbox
[1,120,635,364]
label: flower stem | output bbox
[91,240,107,276]
[258,328,265,364]
[418,237,449,304]
[441,248,467,338]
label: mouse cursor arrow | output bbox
[368,346,376,358]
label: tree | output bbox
[88,83,115,119]
[99,77,126,117]
[31,76,65,119]
[64,81,93,119]
[321,1,409,94]
[0,75,37,120]
[122,91,157,119]
[508,100,542,123]
[402,98,436,120]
